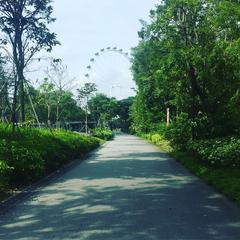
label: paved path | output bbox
[0,134,240,240]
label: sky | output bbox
[30,0,159,99]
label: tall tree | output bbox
[77,83,97,133]
[33,82,84,125]
[45,60,75,126]
[0,58,11,122]
[117,97,133,132]
[0,0,59,126]
[131,0,240,137]
[38,77,55,126]
[88,93,119,128]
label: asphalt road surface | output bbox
[0,134,240,240]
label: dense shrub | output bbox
[92,128,114,141]
[138,121,240,168]
[0,160,11,193]
[151,134,163,144]
[2,140,45,182]
[0,125,100,194]
[139,132,172,152]
[0,160,10,174]
[166,113,192,149]
[187,137,240,167]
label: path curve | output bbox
[0,134,240,240]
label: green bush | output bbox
[155,123,169,138]
[0,159,11,193]
[7,141,44,182]
[151,134,162,144]
[139,133,152,141]
[92,128,114,141]
[0,124,101,193]
[187,137,240,167]
[139,132,172,152]
[138,122,240,168]
[166,113,192,149]
[0,160,10,174]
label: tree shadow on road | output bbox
[0,141,240,240]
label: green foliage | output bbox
[0,160,10,174]
[0,140,44,181]
[114,97,134,132]
[89,93,119,127]
[131,0,240,202]
[151,134,162,144]
[166,113,192,149]
[92,128,114,141]
[187,137,240,167]
[140,132,172,153]
[0,0,59,123]
[78,82,97,110]
[0,124,100,195]
[33,78,85,124]
[88,94,133,132]
[131,0,240,138]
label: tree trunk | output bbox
[85,111,88,134]
[188,64,198,138]
[19,68,25,123]
[56,100,61,128]
[11,76,19,131]
[47,104,51,127]
[18,32,25,123]
[188,63,215,136]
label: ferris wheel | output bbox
[83,47,135,99]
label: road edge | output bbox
[0,140,110,215]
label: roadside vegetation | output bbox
[0,0,239,206]
[140,130,240,204]
[92,128,114,141]
[0,124,101,200]
[131,0,240,204]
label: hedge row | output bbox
[186,137,240,167]
[141,131,240,168]
[0,125,100,196]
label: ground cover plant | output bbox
[0,124,100,200]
